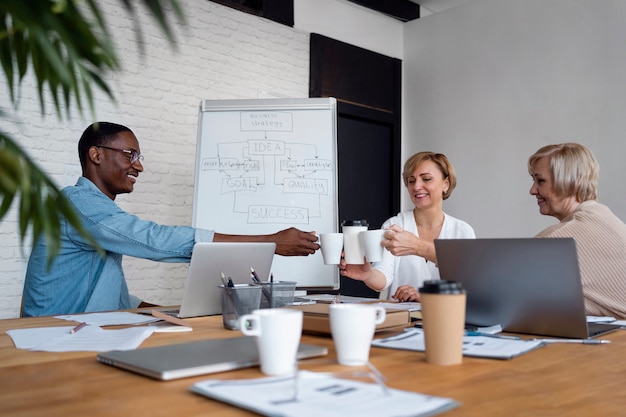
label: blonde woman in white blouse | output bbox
[339,151,475,302]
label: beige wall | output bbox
[403,0,626,237]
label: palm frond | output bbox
[0,0,186,265]
[0,132,103,266]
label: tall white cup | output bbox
[341,220,368,264]
[239,308,303,376]
[329,304,386,366]
[358,229,385,262]
[319,233,344,264]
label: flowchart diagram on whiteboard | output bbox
[193,98,339,289]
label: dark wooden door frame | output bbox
[309,33,402,219]
[335,100,402,216]
[309,34,402,297]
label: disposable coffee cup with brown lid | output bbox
[419,280,466,365]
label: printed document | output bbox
[372,328,544,359]
[191,370,459,417]
[7,325,155,352]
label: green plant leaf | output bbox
[0,132,104,266]
[0,0,186,265]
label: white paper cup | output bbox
[358,229,385,262]
[319,233,344,264]
[342,221,368,264]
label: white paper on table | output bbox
[190,370,459,417]
[7,325,155,352]
[298,294,378,304]
[54,311,160,326]
[471,324,503,334]
[376,302,421,311]
[586,315,616,323]
[7,326,76,349]
[372,328,544,360]
[149,321,193,333]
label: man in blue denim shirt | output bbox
[22,122,320,317]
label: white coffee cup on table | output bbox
[239,308,303,376]
[329,303,386,366]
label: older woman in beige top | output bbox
[529,142,626,318]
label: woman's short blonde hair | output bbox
[402,151,457,200]
[527,142,599,202]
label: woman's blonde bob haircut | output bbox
[402,151,457,200]
[528,142,599,202]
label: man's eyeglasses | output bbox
[97,146,144,164]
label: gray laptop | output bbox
[97,337,328,380]
[434,238,620,339]
[162,242,276,318]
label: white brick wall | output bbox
[0,0,310,318]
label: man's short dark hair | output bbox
[78,122,133,171]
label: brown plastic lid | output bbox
[341,220,368,227]
[419,280,465,294]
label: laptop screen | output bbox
[434,238,591,338]
[178,242,276,318]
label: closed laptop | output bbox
[97,337,327,380]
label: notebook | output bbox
[161,242,276,318]
[97,337,328,380]
[434,238,620,339]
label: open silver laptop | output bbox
[161,242,276,318]
[434,238,620,339]
[97,337,327,380]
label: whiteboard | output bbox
[192,98,339,290]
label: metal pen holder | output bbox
[257,281,297,309]
[219,284,262,330]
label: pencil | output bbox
[69,322,87,334]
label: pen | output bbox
[532,338,611,345]
[220,272,229,286]
[251,268,273,304]
[465,331,521,340]
[223,276,243,315]
[69,322,87,334]
[268,273,275,307]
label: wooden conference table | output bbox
[1,311,625,416]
